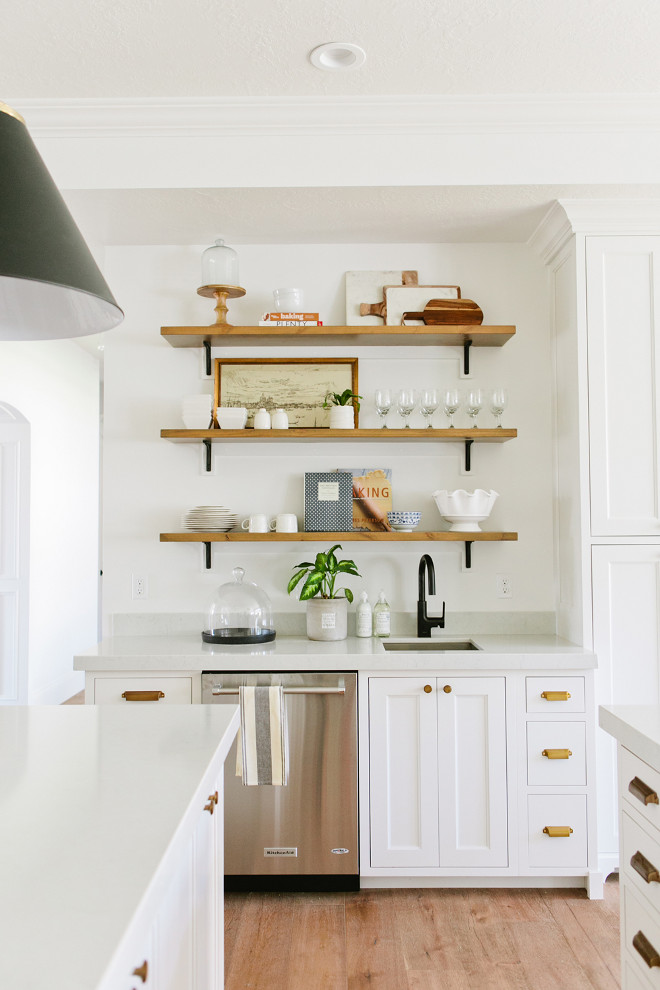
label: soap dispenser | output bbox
[373,590,391,638]
[356,591,372,638]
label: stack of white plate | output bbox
[183,506,237,531]
[182,394,212,429]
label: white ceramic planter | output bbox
[306,597,348,641]
[329,405,355,429]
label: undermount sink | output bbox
[382,640,481,652]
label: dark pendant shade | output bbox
[0,103,123,340]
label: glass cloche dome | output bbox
[202,566,276,644]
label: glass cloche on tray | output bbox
[202,566,276,644]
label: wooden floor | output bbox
[224,879,621,990]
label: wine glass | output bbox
[465,387,483,428]
[419,388,439,428]
[374,388,393,428]
[396,388,416,428]
[442,388,460,428]
[489,387,507,428]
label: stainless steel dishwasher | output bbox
[201,670,358,891]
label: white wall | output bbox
[0,340,100,702]
[100,241,554,632]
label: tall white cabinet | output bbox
[538,207,660,875]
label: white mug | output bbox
[269,513,298,533]
[241,513,269,533]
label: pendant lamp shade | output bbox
[0,103,123,340]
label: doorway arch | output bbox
[0,401,29,703]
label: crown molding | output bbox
[527,203,574,265]
[529,198,660,263]
[8,94,660,139]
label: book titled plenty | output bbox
[259,312,323,326]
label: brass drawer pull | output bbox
[132,960,149,982]
[423,684,433,694]
[629,776,660,806]
[541,691,571,701]
[122,690,165,702]
[542,748,572,759]
[633,930,660,969]
[543,826,573,837]
[631,850,660,884]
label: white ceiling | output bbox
[6,0,660,99]
[8,0,660,243]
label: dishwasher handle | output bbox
[210,685,345,696]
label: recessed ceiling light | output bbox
[309,42,367,71]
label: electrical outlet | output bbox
[496,574,512,599]
[132,574,148,600]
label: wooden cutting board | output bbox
[403,298,483,325]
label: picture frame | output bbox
[213,357,359,428]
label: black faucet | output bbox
[417,554,446,637]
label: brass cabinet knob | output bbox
[443,685,452,693]
[204,800,215,814]
[542,748,572,759]
[132,960,149,982]
[543,826,573,837]
[423,684,433,694]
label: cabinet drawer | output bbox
[624,883,660,989]
[525,676,585,713]
[93,676,193,704]
[527,795,587,868]
[527,721,587,786]
[623,811,660,918]
[621,748,660,836]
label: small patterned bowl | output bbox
[387,510,422,532]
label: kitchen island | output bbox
[0,703,239,990]
[74,631,602,897]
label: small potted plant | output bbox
[323,388,362,429]
[287,544,360,641]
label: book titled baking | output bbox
[339,468,393,531]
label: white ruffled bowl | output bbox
[432,489,498,532]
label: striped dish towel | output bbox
[236,685,288,786]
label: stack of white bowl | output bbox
[181,394,212,429]
[183,506,237,531]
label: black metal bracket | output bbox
[203,439,212,472]
[464,438,474,472]
[203,340,212,377]
[465,541,473,569]
[204,542,212,569]
[463,339,473,376]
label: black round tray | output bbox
[201,627,276,645]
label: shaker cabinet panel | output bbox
[368,677,439,868]
[437,676,508,868]
[586,236,660,536]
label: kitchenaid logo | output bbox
[264,847,298,857]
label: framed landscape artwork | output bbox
[213,357,359,428]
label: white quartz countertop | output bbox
[0,704,239,990]
[600,705,660,769]
[74,633,596,671]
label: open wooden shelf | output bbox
[160,530,518,569]
[161,427,516,442]
[161,324,516,348]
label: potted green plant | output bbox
[287,544,360,641]
[323,388,362,429]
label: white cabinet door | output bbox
[437,676,508,868]
[593,544,660,867]
[193,783,222,990]
[586,236,660,536]
[369,677,439,868]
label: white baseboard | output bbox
[360,875,591,890]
